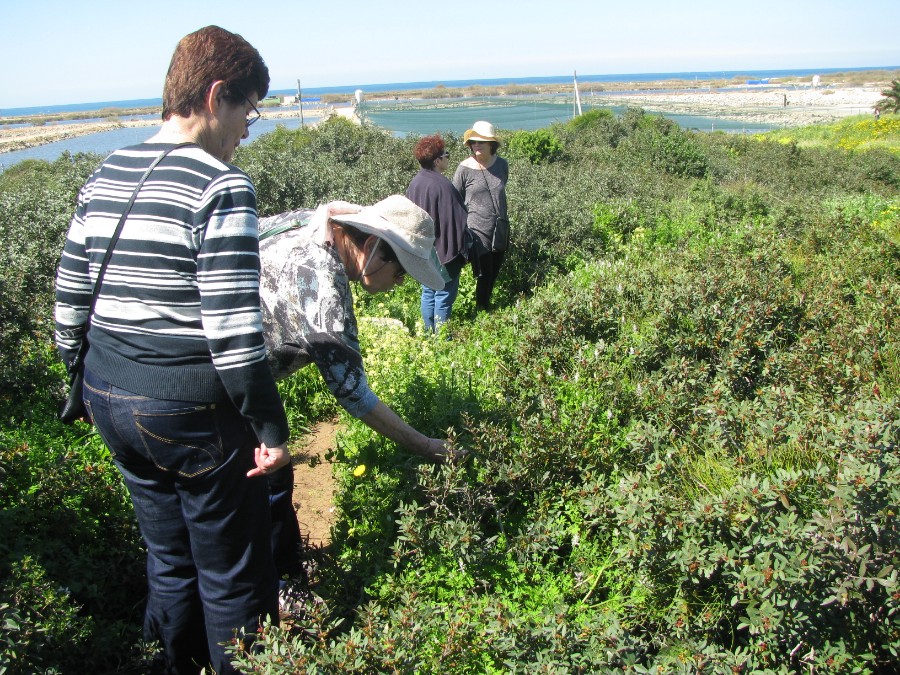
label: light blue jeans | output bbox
[420,257,464,332]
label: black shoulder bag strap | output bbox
[71,142,193,370]
[479,165,500,219]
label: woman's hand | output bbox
[310,200,361,230]
[359,402,468,464]
[421,437,468,463]
[247,443,291,477]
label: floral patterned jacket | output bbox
[258,209,378,418]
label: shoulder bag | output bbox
[479,167,509,253]
[60,143,193,423]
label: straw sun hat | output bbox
[463,120,499,145]
[331,195,447,290]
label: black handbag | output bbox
[479,167,509,253]
[491,215,510,253]
[59,343,88,424]
[59,143,192,424]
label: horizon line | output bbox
[3,64,898,113]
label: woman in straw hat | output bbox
[255,196,463,595]
[452,120,510,311]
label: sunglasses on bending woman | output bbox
[362,239,406,279]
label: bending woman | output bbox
[257,196,463,581]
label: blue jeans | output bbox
[421,256,464,332]
[83,368,278,675]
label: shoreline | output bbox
[0,107,352,154]
[0,83,887,154]
[589,86,882,127]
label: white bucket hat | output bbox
[331,195,447,290]
[463,120,499,145]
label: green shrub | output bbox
[0,153,99,399]
[504,128,563,164]
[1,406,147,673]
[567,108,615,131]
[2,108,899,674]
[237,116,419,214]
[626,115,710,178]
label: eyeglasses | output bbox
[244,95,261,127]
[438,152,450,159]
[362,239,406,280]
[378,244,407,279]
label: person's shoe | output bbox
[278,573,310,617]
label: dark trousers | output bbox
[83,368,278,675]
[267,464,304,581]
[473,249,506,310]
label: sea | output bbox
[1,66,895,172]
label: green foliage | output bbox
[0,152,100,400]
[236,116,420,213]
[625,114,710,178]
[2,108,899,673]
[504,128,563,164]
[238,183,897,671]
[567,108,615,132]
[761,113,900,154]
[555,108,628,149]
[277,362,340,436]
[1,397,148,673]
[875,79,900,114]
[1,557,92,674]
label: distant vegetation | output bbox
[763,112,900,153]
[319,70,900,104]
[1,108,898,673]
[0,106,159,127]
[876,79,900,114]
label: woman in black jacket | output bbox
[406,134,470,332]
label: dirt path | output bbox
[291,420,339,547]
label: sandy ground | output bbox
[291,420,339,547]
[592,86,882,126]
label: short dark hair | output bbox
[333,223,400,263]
[414,135,445,169]
[162,25,270,120]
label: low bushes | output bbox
[239,178,898,673]
[1,108,898,673]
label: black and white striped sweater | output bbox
[54,142,288,447]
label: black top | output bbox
[406,168,470,265]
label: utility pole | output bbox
[297,79,304,127]
[573,71,583,118]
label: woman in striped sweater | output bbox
[54,26,287,675]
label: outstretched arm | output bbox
[361,401,463,463]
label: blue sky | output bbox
[2,0,898,108]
